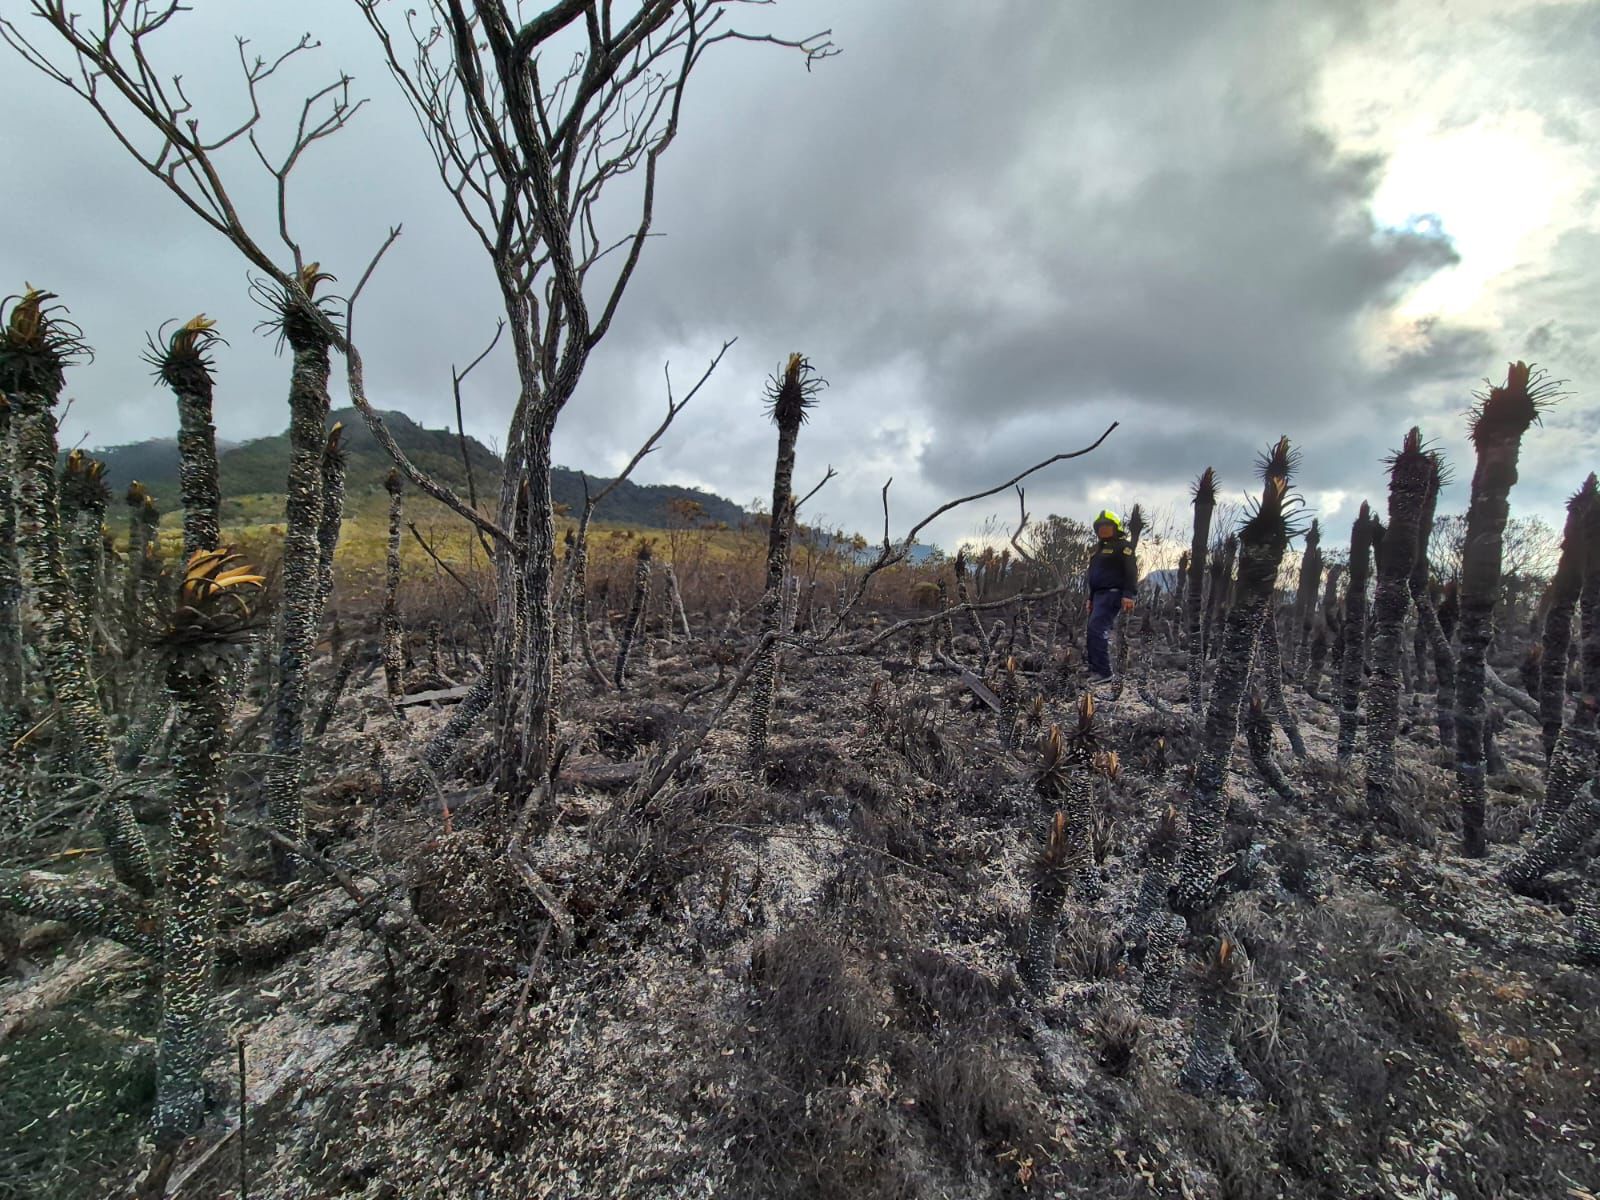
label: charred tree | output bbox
[148,315,224,560]
[1178,938,1257,1098]
[747,355,821,778]
[1291,518,1322,674]
[1456,363,1551,858]
[1174,439,1298,915]
[313,423,347,624]
[614,541,653,692]
[154,549,263,1147]
[1336,503,1374,762]
[1539,476,1595,760]
[1186,468,1217,715]
[264,266,335,873]
[1365,430,1431,818]
[0,288,153,893]
[382,468,405,701]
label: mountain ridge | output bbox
[72,408,750,531]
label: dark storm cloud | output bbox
[2,0,1593,547]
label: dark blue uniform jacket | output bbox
[1086,534,1138,594]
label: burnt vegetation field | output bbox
[2,5,1599,1200]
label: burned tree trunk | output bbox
[313,423,347,625]
[1186,468,1217,715]
[1204,534,1237,665]
[1365,430,1431,818]
[265,267,334,872]
[155,550,263,1147]
[59,451,109,636]
[1179,938,1256,1098]
[1539,476,1594,761]
[1291,518,1322,675]
[1336,503,1374,762]
[149,316,224,560]
[614,541,653,692]
[747,355,821,778]
[1174,440,1298,915]
[1,288,153,894]
[382,468,405,701]
[1456,363,1550,858]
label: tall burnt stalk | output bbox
[154,548,264,1147]
[313,423,347,623]
[747,355,822,778]
[936,579,956,659]
[1246,693,1297,801]
[0,288,153,893]
[1539,476,1595,760]
[122,481,153,633]
[147,315,223,559]
[999,655,1022,749]
[1178,938,1257,1098]
[382,468,405,701]
[1409,454,1444,698]
[1204,535,1237,662]
[0,398,21,716]
[58,450,109,625]
[614,540,653,691]
[1060,694,1106,900]
[1252,589,1305,757]
[1456,362,1552,858]
[1186,468,1218,714]
[1365,429,1432,817]
[1021,726,1088,995]
[1291,518,1322,674]
[1125,805,1182,950]
[1306,563,1343,698]
[1114,504,1146,682]
[1336,502,1374,761]
[1516,493,1600,854]
[1174,439,1298,915]
[954,547,992,667]
[263,265,335,869]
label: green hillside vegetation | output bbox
[76,407,748,531]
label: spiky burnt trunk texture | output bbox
[314,423,347,624]
[1336,503,1374,762]
[1539,476,1594,761]
[313,640,363,737]
[747,355,820,778]
[0,399,20,715]
[1305,563,1343,698]
[1174,440,1297,915]
[154,549,263,1147]
[59,451,109,627]
[1,289,154,894]
[1021,722,1091,996]
[1291,518,1322,674]
[149,315,224,560]
[1246,693,1297,801]
[1179,938,1257,1098]
[1517,496,1600,852]
[1204,534,1237,662]
[614,541,653,691]
[1252,602,1304,758]
[1125,805,1181,951]
[1186,469,1217,715]
[1456,363,1549,858]
[266,268,334,871]
[1365,430,1432,818]
[999,656,1022,749]
[1138,913,1185,1016]
[382,468,405,701]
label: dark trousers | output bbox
[1086,590,1123,677]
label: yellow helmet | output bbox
[1093,509,1122,532]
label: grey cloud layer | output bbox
[4,0,1594,546]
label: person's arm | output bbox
[1122,545,1138,609]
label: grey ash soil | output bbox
[4,629,1597,1199]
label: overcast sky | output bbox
[3,0,1597,558]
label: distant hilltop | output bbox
[69,408,749,531]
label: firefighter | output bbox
[1083,509,1138,681]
